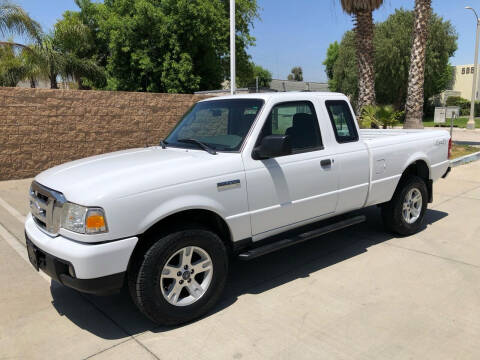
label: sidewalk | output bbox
[426,127,480,144]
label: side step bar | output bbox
[238,215,366,260]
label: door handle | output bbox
[320,159,332,167]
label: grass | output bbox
[450,144,480,159]
[423,117,480,128]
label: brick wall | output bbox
[0,87,210,180]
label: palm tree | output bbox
[0,1,41,44]
[52,18,104,89]
[27,32,104,89]
[288,66,303,81]
[0,1,41,86]
[0,1,103,89]
[21,45,43,87]
[340,0,384,112]
[404,0,432,129]
[0,42,25,86]
[27,18,105,89]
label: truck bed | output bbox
[358,128,450,207]
[359,128,448,148]
[360,128,440,141]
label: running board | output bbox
[238,215,366,260]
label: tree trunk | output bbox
[78,77,85,90]
[50,75,58,89]
[404,0,432,129]
[354,10,376,113]
[29,77,36,88]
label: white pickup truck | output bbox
[25,92,451,325]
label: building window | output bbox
[467,67,470,74]
[462,68,466,74]
[472,67,475,74]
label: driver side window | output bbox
[257,101,323,154]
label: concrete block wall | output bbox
[0,87,209,180]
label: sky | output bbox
[14,0,480,82]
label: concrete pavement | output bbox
[427,127,480,144]
[1,163,480,359]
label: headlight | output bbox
[62,203,108,234]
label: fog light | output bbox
[68,264,76,278]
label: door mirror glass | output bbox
[253,135,292,159]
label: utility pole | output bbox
[230,0,236,95]
[466,6,479,129]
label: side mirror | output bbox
[253,135,292,160]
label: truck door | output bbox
[243,100,339,240]
[324,100,369,214]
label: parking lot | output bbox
[1,161,480,359]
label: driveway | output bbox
[1,162,480,359]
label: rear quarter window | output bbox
[325,100,359,143]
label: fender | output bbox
[384,152,431,196]
[401,152,431,179]
[138,194,230,235]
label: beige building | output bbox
[451,64,478,101]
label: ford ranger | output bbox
[25,92,451,325]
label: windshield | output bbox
[165,98,264,152]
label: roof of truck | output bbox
[198,92,347,102]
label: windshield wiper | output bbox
[177,138,217,155]
[159,139,168,149]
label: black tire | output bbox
[381,175,428,236]
[128,228,228,326]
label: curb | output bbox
[450,151,480,167]
[453,140,480,146]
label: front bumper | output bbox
[25,214,138,295]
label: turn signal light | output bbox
[85,210,107,234]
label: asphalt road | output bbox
[1,162,480,359]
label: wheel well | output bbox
[128,209,233,275]
[143,209,232,245]
[398,160,432,202]
[402,160,429,182]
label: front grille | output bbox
[30,181,66,236]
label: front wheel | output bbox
[382,175,428,236]
[128,229,228,325]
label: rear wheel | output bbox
[382,175,428,236]
[128,228,228,325]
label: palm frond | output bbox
[0,42,29,86]
[62,53,105,83]
[340,0,384,14]
[0,1,42,41]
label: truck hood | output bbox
[35,147,243,205]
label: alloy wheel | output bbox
[160,246,213,306]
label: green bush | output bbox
[445,96,468,107]
[445,96,480,116]
[359,105,403,129]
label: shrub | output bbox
[446,96,469,107]
[445,96,480,116]
[359,105,403,129]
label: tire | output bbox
[381,175,428,236]
[128,228,228,326]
